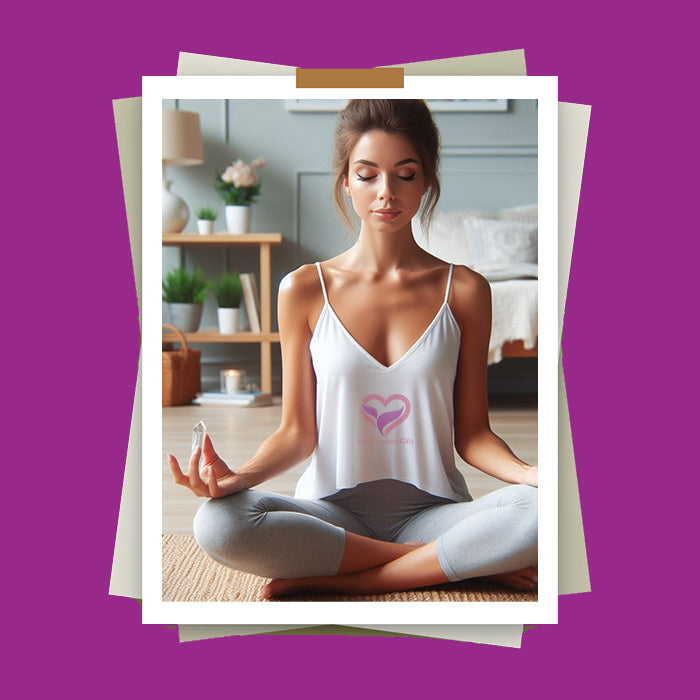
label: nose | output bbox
[378,174,395,201]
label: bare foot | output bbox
[261,577,318,599]
[261,570,379,599]
[484,567,538,591]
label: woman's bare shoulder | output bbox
[278,264,326,334]
[279,263,322,301]
[449,264,491,322]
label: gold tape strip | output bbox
[296,67,404,88]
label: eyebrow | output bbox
[352,158,419,167]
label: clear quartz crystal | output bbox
[191,421,207,469]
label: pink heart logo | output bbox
[360,394,411,436]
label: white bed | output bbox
[415,204,538,364]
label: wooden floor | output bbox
[162,395,537,534]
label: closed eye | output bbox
[356,174,417,182]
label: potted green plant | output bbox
[195,206,218,235]
[212,272,243,333]
[162,267,209,332]
[215,157,265,234]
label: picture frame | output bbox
[427,98,508,111]
[286,99,347,112]
[286,98,508,112]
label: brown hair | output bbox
[332,99,441,234]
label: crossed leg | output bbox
[261,484,538,598]
[193,489,422,580]
[261,540,448,598]
[193,484,537,599]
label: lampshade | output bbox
[162,109,204,166]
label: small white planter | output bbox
[225,205,251,234]
[217,307,240,334]
[197,219,215,234]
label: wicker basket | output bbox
[162,324,201,406]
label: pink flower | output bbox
[232,164,256,187]
[221,166,236,184]
[219,157,264,190]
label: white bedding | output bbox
[415,204,539,364]
[489,279,538,364]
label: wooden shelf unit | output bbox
[162,232,283,394]
[162,233,282,246]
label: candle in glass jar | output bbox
[221,369,243,394]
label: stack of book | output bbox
[193,391,274,407]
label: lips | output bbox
[373,209,401,220]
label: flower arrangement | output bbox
[215,157,266,206]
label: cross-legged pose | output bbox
[168,100,538,598]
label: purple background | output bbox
[6,2,693,696]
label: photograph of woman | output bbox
[167,99,538,599]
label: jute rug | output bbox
[162,534,538,603]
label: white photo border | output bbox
[143,75,558,626]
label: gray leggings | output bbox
[193,479,537,582]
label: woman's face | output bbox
[344,130,427,235]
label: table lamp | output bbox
[162,109,204,232]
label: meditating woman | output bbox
[168,99,538,598]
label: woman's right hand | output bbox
[167,434,244,498]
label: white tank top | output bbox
[294,262,471,502]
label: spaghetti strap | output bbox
[315,262,329,304]
[444,263,454,304]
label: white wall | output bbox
[162,99,538,392]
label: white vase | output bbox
[162,178,189,232]
[217,307,240,334]
[197,219,215,234]
[225,205,251,234]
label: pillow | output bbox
[416,221,472,266]
[463,216,538,267]
[416,208,497,265]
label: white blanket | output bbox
[488,279,538,364]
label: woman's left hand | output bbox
[521,465,538,487]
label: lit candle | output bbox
[220,369,243,394]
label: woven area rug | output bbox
[163,534,537,603]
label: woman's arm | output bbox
[169,266,321,497]
[451,267,538,487]
[229,266,320,489]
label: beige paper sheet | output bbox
[110,49,589,647]
[178,623,525,646]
